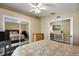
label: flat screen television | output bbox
[0,31,10,41]
[0,32,5,41]
[53,25,61,30]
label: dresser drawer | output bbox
[33,33,44,41]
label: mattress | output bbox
[12,40,79,56]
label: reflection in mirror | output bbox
[4,16,30,52]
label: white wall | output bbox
[41,18,49,40]
[40,11,79,45]
[5,22,28,31]
[5,22,19,30]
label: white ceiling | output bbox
[0,3,79,18]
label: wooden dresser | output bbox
[33,33,44,41]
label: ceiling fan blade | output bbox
[37,3,42,7]
[39,7,46,10]
[30,9,35,12]
[28,3,36,8]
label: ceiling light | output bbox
[28,3,46,14]
[35,9,40,13]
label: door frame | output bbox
[48,17,73,45]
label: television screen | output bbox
[0,31,10,41]
[53,25,61,30]
[4,30,10,41]
[0,32,5,41]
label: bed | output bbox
[5,30,26,43]
[12,40,79,56]
[10,34,25,41]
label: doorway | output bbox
[49,17,73,45]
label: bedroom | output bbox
[0,3,79,56]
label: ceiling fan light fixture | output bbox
[35,9,40,14]
[29,3,46,14]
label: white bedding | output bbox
[12,40,79,56]
[10,34,25,41]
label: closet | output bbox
[0,15,31,55]
[4,16,30,46]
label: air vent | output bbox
[50,13,56,14]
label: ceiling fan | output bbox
[28,3,46,14]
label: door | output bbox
[62,19,71,44]
[63,19,73,45]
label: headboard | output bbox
[6,30,19,35]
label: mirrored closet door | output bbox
[0,15,31,55]
[4,16,29,47]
